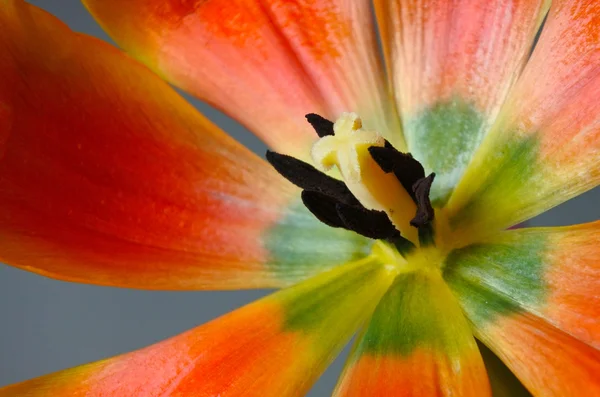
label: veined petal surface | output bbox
[82,0,403,157]
[448,0,600,236]
[375,0,549,203]
[0,258,397,396]
[334,271,491,397]
[0,0,370,290]
[444,222,600,395]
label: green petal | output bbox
[0,256,396,396]
[375,0,549,204]
[333,271,491,396]
[447,0,600,235]
[444,222,600,395]
[265,199,372,285]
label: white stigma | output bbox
[310,112,419,244]
[311,112,384,187]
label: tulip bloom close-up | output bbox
[1,0,600,395]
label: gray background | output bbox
[1,2,598,395]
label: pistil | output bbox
[267,112,438,255]
[311,113,419,244]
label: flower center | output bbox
[311,113,419,243]
[267,112,444,268]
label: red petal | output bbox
[448,0,600,233]
[0,1,367,290]
[0,257,396,396]
[83,0,403,157]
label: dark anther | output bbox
[302,190,403,241]
[301,191,346,229]
[305,113,334,137]
[410,173,436,228]
[266,151,359,205]
[336,203,399,240]
[368,145,425,202]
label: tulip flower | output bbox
[0,0,598,395]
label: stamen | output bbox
[418,224,436,247]
[305,113,334,137]
[335,204,399,240]
[301,190,408,242]
[388,234,416,256]
[368,146,425,203]
[412,174,436,247]
[411,173,436,228]
[300,191,346,229]
[311,112,419,244]
[266,151,359,206]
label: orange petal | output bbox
[375,0,549,203]
[0,257,397,396]
[0,0,369,290]
[82,0,403,158]
[334,272,491,397]
[481,314,600,396]
[445,221,600,394]
[448,0,600,235]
